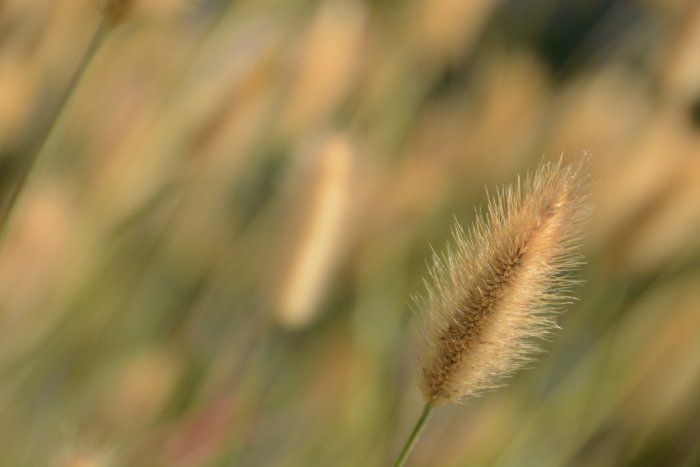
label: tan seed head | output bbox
[102,0,195,25]
[416,156,592,404]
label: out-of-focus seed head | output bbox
[102,0,194,25]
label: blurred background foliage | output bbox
[1,0,700,465]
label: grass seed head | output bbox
[102,0,195,25]
[417,156,592,404]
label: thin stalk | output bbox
[392,403,433,467]
[0,19,111,238]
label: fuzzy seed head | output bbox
[416,157,592,404]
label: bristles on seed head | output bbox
[416,156,592,404]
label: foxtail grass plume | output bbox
[274,134,355,329]
[416,157,591,404]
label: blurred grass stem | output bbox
[392,403,433,467]
[0,20,110,238]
